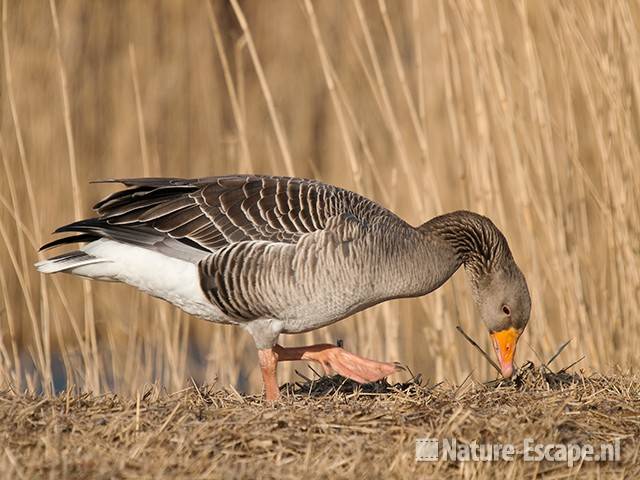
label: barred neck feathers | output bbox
[419,210,512,282]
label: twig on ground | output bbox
[545,339,572,368]
[455,325,501,374]
[558,355,585,374]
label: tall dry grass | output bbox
[0,0,638,396]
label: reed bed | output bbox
[0,0,639,400]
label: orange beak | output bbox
[490,327,520,378]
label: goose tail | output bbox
[35,250,109,274]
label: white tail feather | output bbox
[35,251,109,274]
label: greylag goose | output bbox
[36,175,531,400]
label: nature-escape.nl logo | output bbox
[415,437,621,467]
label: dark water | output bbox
[9,336,252,395]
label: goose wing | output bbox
[42,175,395,256]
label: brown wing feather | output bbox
[94,176,333,251]
[45,175,397,255]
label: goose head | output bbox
[421,210,531,378]
[472,261,531,378]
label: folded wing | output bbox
[41,175,392,259]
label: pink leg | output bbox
[274,343,399,384]
[258,348,280,401]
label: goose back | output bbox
[88,175,396,252]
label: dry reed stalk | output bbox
[228,0,295,177]
[348,31,387,131]
[0,137,29,315]
[0,1,638,395]
[378,0,442,213]
[353,0,425,215]
[2,131,90,391]
[206,1,252,172]
[48,0,99,393]
[412,0,426,131]
[0,265,18,387]
[0,161,23,389]
[558,4,615,366]
[122,295,144,392]
[332,70,391,205]
[303,0,362,188]
[455,325,500,374]
[0,217,44,381]
[2,0,52,393]
[128,44,151,177]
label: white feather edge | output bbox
[35,255,109,274]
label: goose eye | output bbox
[502,305,511,316]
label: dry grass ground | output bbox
[1,366,638,479]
